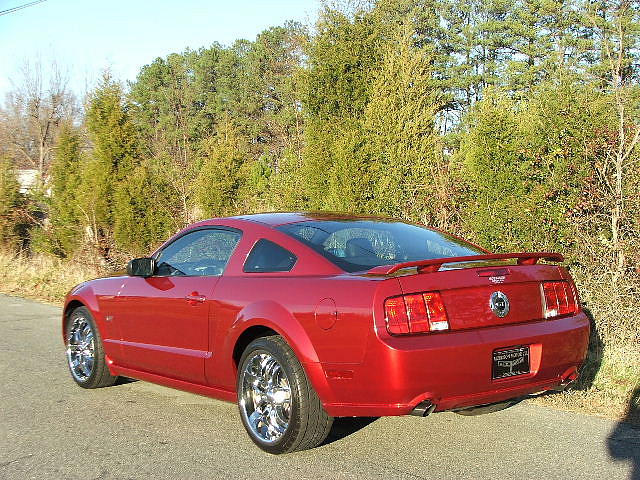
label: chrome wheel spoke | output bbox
[252,394,266,412]
[264,358,278,382]
[66,316,95,382]
[248,410,262,431]
[269,407,287,432]
[240,351,292,443]
[243,370,263,390]
[266,417,283,437]
[84,355,94,373]
[79,357,89,376]
[82,332,94,350]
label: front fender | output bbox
[62,285,102,339]
[62,281,123,362]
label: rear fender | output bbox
[222,300,336,405]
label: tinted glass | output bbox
[155,228,241,276]
[243,239,297,273]
[277,220,484,273]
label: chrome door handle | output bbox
[184,292,206,305]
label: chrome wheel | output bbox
[239,352,292,444]
[66,315,95,383]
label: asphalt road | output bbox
[1,294,638,480]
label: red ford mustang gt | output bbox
[63,212,589,453]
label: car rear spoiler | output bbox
[367,252,564,275]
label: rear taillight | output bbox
[384,292,449,335]
[542,281,578,318]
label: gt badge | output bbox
[490,291,510,318]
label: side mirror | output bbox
[126,257,156,277]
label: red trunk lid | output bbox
[395,263,566,330]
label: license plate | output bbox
[492,346,530,379]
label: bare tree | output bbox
[0,59,78,185]
[586,1,640,288]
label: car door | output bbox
[116,227,241,384]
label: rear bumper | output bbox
[317,312,590,417]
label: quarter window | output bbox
[155,228,241,276]
[243,239,297,273]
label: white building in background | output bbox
[16,169,38,193]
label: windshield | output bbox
[277,220,485,273]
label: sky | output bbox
[0,0,320,99]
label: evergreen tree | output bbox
[83,74,140,257]
[364,23,446,222]
[239,155,273,213]
[268,147,307,210]
[113,159,180,254]
[456,89,526,250]
[0,158,25,248]
[438,0,509,108]
[303,6,384,121]
[195,119,248,217]
[300,3,387,211]
[514,79,604,253]
[49,124,82,256]
[323,118,374,213]
[129,49,219,225]
[457,80,608,254]
[247,24,307,167]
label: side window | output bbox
[243,239,297,273]
[155,229,241,277]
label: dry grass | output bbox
[0,249,105,304]
[533,345,640,424]
[542,265,640,425]
[0,249,638,424]
[571,266,640,347]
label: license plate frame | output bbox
[492,346,530,380]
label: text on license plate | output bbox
[492,346,530,379]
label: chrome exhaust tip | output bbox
[410,400,437,417]
[552,367,580,392]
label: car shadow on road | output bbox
[607,386,640,480]
[573,307,604,391]
[322,417,379,446]
[525,308,602,404]
[114,376,138,386]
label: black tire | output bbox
[65,306,118,389]
[237,335,333,454]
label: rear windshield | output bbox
[277,220,485,273]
